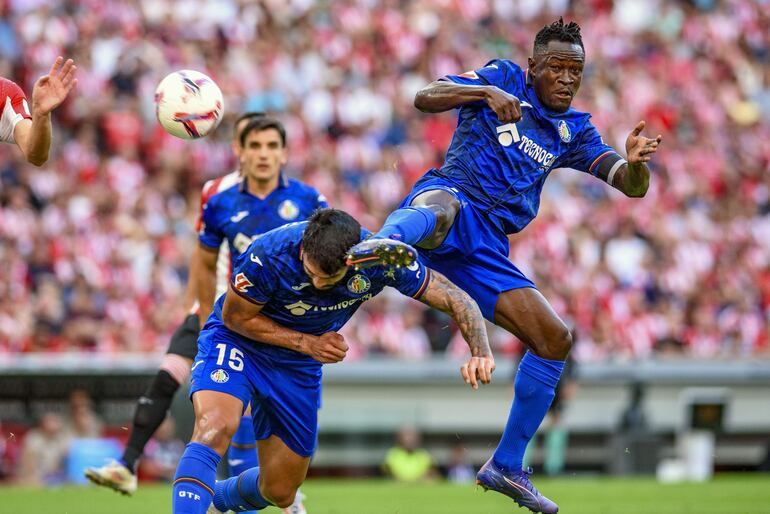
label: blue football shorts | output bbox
[401,176,536,321]
[190,320,322,457]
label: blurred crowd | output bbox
[1,0,769,360]
[0,389,181,484]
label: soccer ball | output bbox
[154,70,224,139]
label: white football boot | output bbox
[84,459,138,495]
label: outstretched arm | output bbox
[13,57,77,166]
[609,121,662,198]
[221,288,348,363]
[414,80,522,122]
[416,270,495,389]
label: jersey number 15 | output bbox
[215,343,244,371]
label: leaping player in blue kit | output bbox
[171,209,495,514]
[347,19,663,513]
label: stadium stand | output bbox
[0,1,768,359]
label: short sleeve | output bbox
[442,59,516,91]
[558,122,626,183]
[8,82,32,120]
[386,259,431,299]
[0,79,32,144]
[198,199,225,250]
[229,247,275,305]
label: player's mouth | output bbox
[553,90,572,100]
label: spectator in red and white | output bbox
[0,0,768,360]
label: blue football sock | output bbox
[213,467,272,512]
[372,207,437,245]
[172,442,221,514]
[493,352,564,472]
[228,415,259,477]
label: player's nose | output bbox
[557,71,574,84]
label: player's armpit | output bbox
[416,270,492,360]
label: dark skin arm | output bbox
[414,80,522,123]
[416,270,495,389]
[611,121,662,198]
[221,287,349,363]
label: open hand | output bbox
[460,355,495,390]
[625,121,662,165]
[31,56,77,117]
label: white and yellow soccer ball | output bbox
[154,70,224,139]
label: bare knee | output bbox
[191,410,239,455]
[412,192,460,249]
[261,483,298,509]
[536,325,573,360]
[433,201,459,233]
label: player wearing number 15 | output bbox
[171,209,494,514]
[346,18,663,513]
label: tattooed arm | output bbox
[417,270,495,389]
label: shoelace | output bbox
[515,467,537,493]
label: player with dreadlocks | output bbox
[347,18,662,513]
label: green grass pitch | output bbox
[2,475,769,514]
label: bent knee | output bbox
[413,196,460,248]
[262,485,298,509]
[542,325,573,360]
[192,411,239,450]
[432,196,460,231]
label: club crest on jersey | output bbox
[558,120,571,143]
[210,369,229,383]
[347,274,371,294]
[234,272,253,293]
[278,200,300,221]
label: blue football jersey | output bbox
[211,221,430,347]
[198,175,327,270]
[431,59,621,235]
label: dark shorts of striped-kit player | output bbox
[166,313,201,359]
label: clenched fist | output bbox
[307,332,348,363]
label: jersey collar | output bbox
[239,172,289,194]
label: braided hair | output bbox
[534,17,584,54]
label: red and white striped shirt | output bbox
[0,77,32,144]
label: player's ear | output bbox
[527,56,536,73]
[280,147,288,165]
